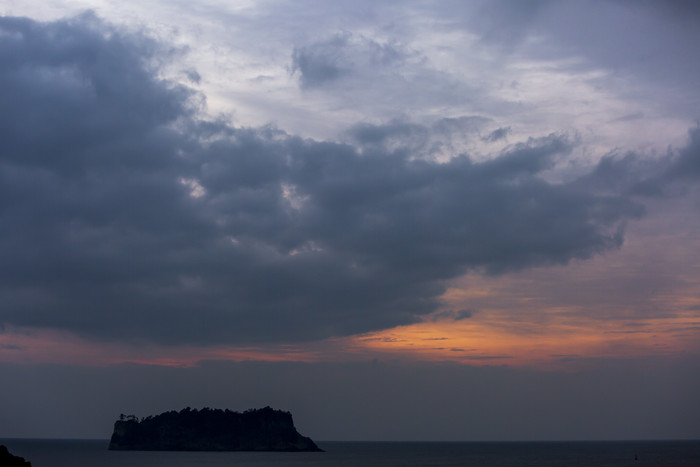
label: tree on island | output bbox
[108,406,322,452]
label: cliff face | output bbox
[108,407,322,452]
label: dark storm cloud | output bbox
[483,127,511,143]
[0,15,658,345]
[429,309,474,322]
[579,127,700,197]
[577,151,668,197]
[291,47,343,88]
[346,119,429,150]
[668,126,700,179]
[347,117,494,155]
[291,32,405,89]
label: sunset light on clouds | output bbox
[1,0,699,441]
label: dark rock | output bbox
[0,445,31,466]
[108,406,322,451]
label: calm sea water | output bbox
[2,439,700,466]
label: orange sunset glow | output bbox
[354,310,700,367]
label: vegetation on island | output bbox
[108,406,322,452]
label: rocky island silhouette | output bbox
[108,406,322,452]
[0,445,31,466]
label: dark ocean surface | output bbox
[2,439,700,466]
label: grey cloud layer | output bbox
[0,15,666,345]
[283,1,700,126]
[291,32,406,89]
[577,127,700,198]
[467,0,700,107]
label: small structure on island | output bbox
[108,406,322,452]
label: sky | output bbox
[0,0,699,441]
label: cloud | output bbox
[291,32,405,89]
[469,0,552,49]
[429,309,474,322]
[0,344,21,351]
[577,127,700,197]
[347,116,495,159]
[425,0,699,127]
[0,14,673,346]
[668,126,700,179]
[482,127,511,143]
[609,112,645,123]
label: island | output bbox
[0,445,31,467]
[108,406,322,452]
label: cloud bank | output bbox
[1,14,693,346]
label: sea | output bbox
[2,439,700,466]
